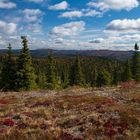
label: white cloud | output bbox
[108,34,140,44]
[50,21,85,36]
[27,24,43,33]
[59,11,83,18]
[23,9,43,22]
[84,10,102,17]
[124,34,140,41]
[22,9,44,34]
[107,18,140,31]
[0,20,17,35]
[89,38,104,43]
[87,0,139,11]
[27,0,44,3]
[0,36,6,46]
[48,1,68,10]
[59,10,102,18]
[0,0,16,9]
[54,38,64,44]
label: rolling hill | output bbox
[0,49,138,60]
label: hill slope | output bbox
[0,49,137,60]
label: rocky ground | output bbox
[0,85,140,140]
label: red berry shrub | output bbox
[3,119,15,126]
[120,81,136,90]
[0,99,9,105]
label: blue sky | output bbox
[0,0,140,50]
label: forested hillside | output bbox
[0,37,140,91]
[0,49,138,60]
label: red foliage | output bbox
[0,121,3,126]
[102,99,116,106]
[120,81,136,89]
[95,99,115,113]
[31,101,50,107]
[96,98,116,107]
[40,124,48,130]
[0,99,9,105]
[117,122,128,133]
[104,119,117,138]
[60,132,83,140]
[17,122,28,129]
[103,118,129,137]
[60,132,74,140]
[105,129,116,138]
[0,128,4,133]
[131,98,140,104]
[104,121,113,129]
[3,119,15,126]
[22,112,33,117]
[62,95,86,99]
[96,104,102,109]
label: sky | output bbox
[0,0,140,50]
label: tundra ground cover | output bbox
[0,86,140,140]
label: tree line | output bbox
[0,36,140,91]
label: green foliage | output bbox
[0,43,128,90]
[46,53,58,89]
[70,55,85,86]
[90,66,97,86]
[132,43,140,82]
[36,71,47,89]
[0,44,16,91]
[96,69,111,87]
[61,67,69,88]
[16,36,37,91]
[112,68,119,85]
[123,60,132,82]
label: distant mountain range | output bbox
[0,49,138,60]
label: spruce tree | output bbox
[46,53,58,89]
[132,43,140,82]
[1,44,16,91]
[113,68,118,85]
[16,36,36,91]
[113,61,124,85]
[96,69,111,87]
[61,67,69,88]
[91,66,97,86]
[123,60,132,82]
[70,55,85,86]
[37,71,47,88]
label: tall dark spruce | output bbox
[1,44,16,91]
[96,69,111,87]
[132,43,140,82]
[61,66,69,88]
[16,36,36,90]
[70,55,85,86]
[123,60,132,82]
[46,53,58,89]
